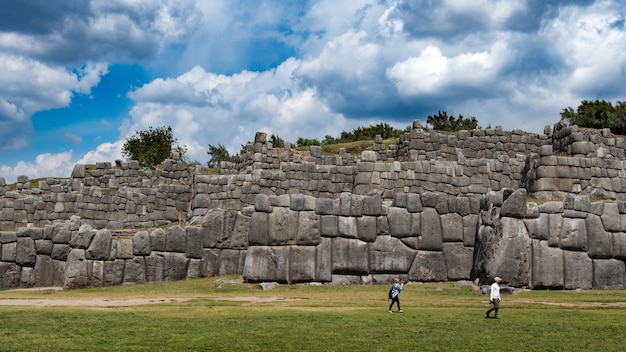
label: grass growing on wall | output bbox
[0,278,625,352]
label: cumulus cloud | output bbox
[0,151,75,183]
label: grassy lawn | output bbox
[0,278,624,351]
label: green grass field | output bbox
[0,278,624,352]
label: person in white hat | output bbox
[485,277,502,319]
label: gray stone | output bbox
[530,240,564,289]
[559,217,587,251]
[442,242,473,280]
[419,208,443,250]
[524,213,549,240]
[123,256,146,284]
[185,226,204,259]
[254,194,272,213]
[243,246,289,282]
[63,249,91,289]
[462,214,478,247]
[69,225,96,249]
[388,207,411,238]
[268,207,298,245]
[16,237,36,267]
[200,249,220,277]
[0,262,20,288]
[563,250,592,290]
[166,225,187,253]
[1,242,16,262]
[613,232,626,260]
[368,235,416,273]
[601,203,621,232]
[297,211,320,245]
[331,237,369,275]
[320,215,338,237]
[51,244,70,261]
[132,230,151,256]
[500,188,527,218]
[586,214,613,259]
[34,255,54,287]
[409,251,447,282]
[219,249,243,276]
[86,229,112,260]
[249,212,269,245]
[103,259,125,286]
[289,246,317,283]
[35,239,53,256]
[592,259,625,289]
[338,216,357,239]
[356,216,377,242]
[441,213,463,242]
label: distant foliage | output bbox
[296,137,321,147]
[207,144,236,168]
[426,111,479,132]
[122,126,175,168]
[270,134,285,148]
[560,99,626,135]
[302,123,405,146]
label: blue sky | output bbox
[1,0,625,183]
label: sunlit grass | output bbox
[0,278,624,352]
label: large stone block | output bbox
[320,215,338,237]
[219,249,244,276]
[86,229,112,260]
[419,207,443,250]
[586,214,613,258]
[368,235,416,273]
[200,249,220,277]
[123,256,146,284]
[548,213,563,247]
[132,230,151,256]
[269,207,298,245]
[613,232,626,260]
[166,225,186,253]
[356,216,377,242]
[16,237,36,267]
[289,246,317,283]
[592,259,625,289]
[297,211,320,245]
[69,224,96,249]
[409,251,447,282]
[601,203,620,232]
[63,249,92,289]
[559,217,587,251]
[338,216,357,239]
[388,207,411,238]
[563,250,592,290]
[185,226,204,259]
[34,255,54,287]
[331,237,369,275]
[103,259,125,286]
[316,237,332,282]
[249,212,269,245]
[243,246,289,282]
[441,213,463,242]
[524,213,549,240]
[531,240,564,289]
[462,214,478,247]
[1,242,16,262]
[500,188,527,218]
[442,242,473,280]
[0,262,20,288]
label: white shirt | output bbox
[490,282,501,301]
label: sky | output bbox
[1,0,625,183]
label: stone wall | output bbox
[1,190,624,289]
[1,120,626,289]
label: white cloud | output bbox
[0,151,75,183]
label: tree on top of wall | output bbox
[426,111,480,132]
[122,126,176,168]
[560,99,626,135]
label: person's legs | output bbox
[486,299,500,318]
[389,297,399,312]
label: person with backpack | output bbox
[388,277,404,313]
